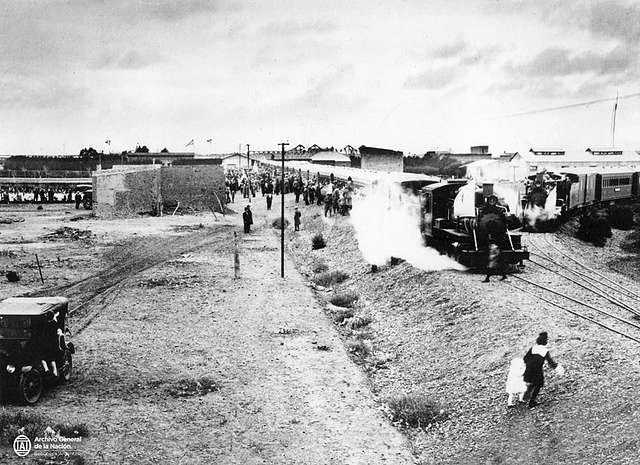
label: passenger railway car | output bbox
[525,167,640,219]
[420,181,529,268]
[554,168,640,213]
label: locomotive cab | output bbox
[420,181,529,268]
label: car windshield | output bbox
[0,316,31,339]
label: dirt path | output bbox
[0,199,414,464]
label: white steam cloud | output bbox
[350,180,465,271]
[524,186,557,228]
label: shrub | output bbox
[609,206,635,230]
[54,423,90,438]
[311,234,326,250]
[577,209,612,247]
[332,307,354,324]
[343,314,373,330]
[385,393,447,428]
[346,339,372,357]
[330,292,359,308]
[272,217,289,229]
[312,262,328,274]
[312,270,349,287]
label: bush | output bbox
[330,292,359,308]
[312,270,349,287]
[272,217,289,229]
[385,393,447,428]
[346,339,372,357]
[54,423,90,438]
[609,206,635,230]
[311,234,326,250]
[332,307,354,324]
[343,314,373,329]
[577,209,612,246]
[312,262,328,274]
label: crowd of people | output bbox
[225,166,355,224]
[0,186,90,206]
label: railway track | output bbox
[514,233,640,344]
[28,225,235,335]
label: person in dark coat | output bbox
[265,180,274,210]
[242,205,253,233]
[74,191,82,209]
[523,332,563,408]
[294,207,301,231]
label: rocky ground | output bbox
[285,199,640,465]
[0,202,413,464]
[0,198,639,464]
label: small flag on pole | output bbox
[185,139,194,147]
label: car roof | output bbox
[0,297,69,316]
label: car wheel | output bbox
[19,369,43,405]
[60,350,73,383]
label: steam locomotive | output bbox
[419,180,529,268]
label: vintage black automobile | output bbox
[0,297,75,404]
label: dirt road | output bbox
[0,201,414,464]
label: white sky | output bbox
[1,0,640,155]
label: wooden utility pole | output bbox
[278,142,289,278]
[246,144,250,169]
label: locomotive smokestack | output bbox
[482,183,494,198]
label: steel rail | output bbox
[528,254,640,316]
[509,282,640,344]
[512,275,640,331]
[543,235,640,302]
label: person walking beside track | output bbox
[523,332,564,409]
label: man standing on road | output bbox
[243,205,253,233]
[265,179,274,211]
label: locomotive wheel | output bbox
[19,369,43,405]
[60,350,73,383]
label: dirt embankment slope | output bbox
[285,201,640,465]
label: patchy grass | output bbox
[166,376,220,397]
[346,339,372,357]
[312,270,349,287]
[343,314,373,330]
[385,393,447,429]
[0,410,90,446]
[332,307,354,324]
[312,262,329,274]
[311,234,326,250]
[272,218,290,229]
[330,292,359,308]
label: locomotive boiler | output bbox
[419,180,529,268]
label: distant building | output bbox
[470,145,489,154]
[125,152,195,165]
[439,146,493,164]
[310,151,351,167]
[359,146,403,172]
[510,147,640,174]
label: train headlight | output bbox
[6,364,15,373]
